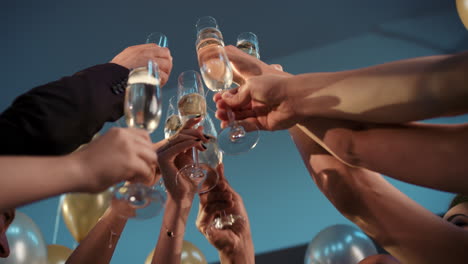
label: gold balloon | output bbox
[47,244,73,264]
[457,0,468,30]
[145,240,208,264]
[61,190,112,242]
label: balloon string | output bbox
[52,195,65,244]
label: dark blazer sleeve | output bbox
[0,63,129,155]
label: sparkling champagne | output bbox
[237,41,259,59]
[164,114,182,139]
[178,93,207,121]
[124,68,161,133]
[196,30,233,92]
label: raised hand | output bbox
[111,43,173,86]
[196,164,254,262]
[70,127,157,193]
[155,118,210,204]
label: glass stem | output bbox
[227,107,238,128]
[192,147,199,167]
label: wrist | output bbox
[165,195,194,211]
[218,233,254,262]
[64,153,89,192]
[218,240,255,264]
[278,75,304,123]
[166,192,195,209]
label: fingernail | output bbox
[195,114,202,118]
[202,143,207,149]
[203,134,210,139]
[222,93,232,99]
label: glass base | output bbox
[113,182,166,219]
[206,213,245,237]
[177,163,219,194]
[218,125,259,155]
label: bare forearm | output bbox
[152,198,193,264]
[296,118,468,194]
[288,51,468,123]
[66,207,127,264]
[218,237,255,264]
[0,156,84,211]
[289,125,468,264]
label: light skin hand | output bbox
[196,164,254,262]
[213,46,296,131]
[214,73,299,131]
[110,43,173,86]
[155,118,210,204]
[224,45,288,85]
[70,127,157,193]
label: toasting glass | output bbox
[236,32,260,59]
[112,60,166,219]
[195,16,259,155]
[175,70,218,193]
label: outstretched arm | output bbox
[151,118,209,264]
[196,164,255,264]
[0,43,172,156]
[294,118,468,194]
[289,125,468,264]
[65,200,129,264]
[0,127,157,211]
[287,51,468,124]
[216,49,468,131]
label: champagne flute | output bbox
[195,16,259,155]
[175,70,218,193]
[236,32,260,59]
[164,96,182,139]
[112,60,166,219]
[146,32,169,47]
[196,111,221,193]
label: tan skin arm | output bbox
[287,51,468,124]
[295,118,468,194]
[216,49,468,131]
[65,200,128,264]
[66,121,208,264]
[196,164,255,264]
[289,125,468,264]
[151,118,209,264]
[0,128,156,212]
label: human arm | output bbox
[288,125,468,264]
[216,50,468,130]
[0,44,172,155]
[151,119,209,264]
[65,199,130,264]
[294,118,468,194]
[196,164,255,264]
[0,127,157,211]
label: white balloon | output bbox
[305,224,378,264]
[0,212,47,264]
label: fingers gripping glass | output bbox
[196,112,221,193]
[195,16,259,155]
[175,70,218,193]
[113,33,168,220]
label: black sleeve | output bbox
[0,63,129,155]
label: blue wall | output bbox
[2,0,466,263]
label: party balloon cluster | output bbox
[0,191,207,264]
